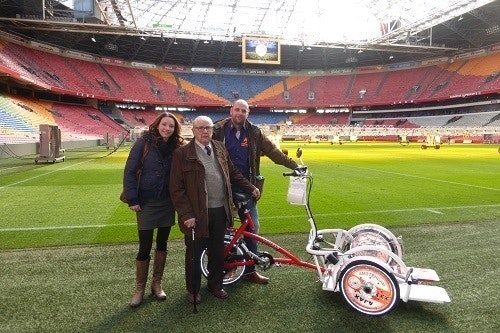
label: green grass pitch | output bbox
[0,142,498,332]
[2,141,498,249]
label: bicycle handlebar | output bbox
[283,166,308,177]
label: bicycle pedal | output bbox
[274,263,282,267]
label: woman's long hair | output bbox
[146,112,184,148]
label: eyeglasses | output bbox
[194,126,213,131]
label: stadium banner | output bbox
[388,62,416,69]
[29,41,60,54]
[65,50,95,61]
[100,57,125,65]
[191,67,216,73]
[131,62,156,69]
[330,68,354,74]
[163,64,186,71]
[450,92,479,99]
[122,98,148,103]
[453,49,486,60]
[76,92,95,98]
[306,70,325,75]
[220,68,243,74]
[245,69,268,74]
[421,57,448,65]
[358,65,385,72]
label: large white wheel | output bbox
[200,237,246,286]
[347,224,403,263]
[339,260,399,317]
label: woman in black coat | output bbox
[123,112,184,307]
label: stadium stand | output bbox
[0,38,498,146]
[346,72,386,104]
[0,92,127,141]
[50,103,125,138]
[1,40,498,108]
[313,75,352,106]
[169,72,228,105]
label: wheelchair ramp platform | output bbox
[400,284,451,303]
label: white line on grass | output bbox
[0,159,93,190]
[343,164,500,191]
[426,209,445,214]
[261,203,500,220]
[0,223,135,232]
[2,204,498,231]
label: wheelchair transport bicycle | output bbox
[200,148,451,316]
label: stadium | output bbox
[0,1,499,332]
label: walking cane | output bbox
[191,227,198,314]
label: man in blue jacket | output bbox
[212,99,299,284]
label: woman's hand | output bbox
[129,204,141,212]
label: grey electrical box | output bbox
[35,124,65,164]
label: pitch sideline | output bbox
[1,204,498,232]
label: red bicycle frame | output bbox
[223,205,325,273]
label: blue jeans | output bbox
[239,198,259,274]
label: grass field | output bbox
[0,142,499,332]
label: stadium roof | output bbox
[0,0,499,70]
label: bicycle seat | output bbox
[233,192,252,204]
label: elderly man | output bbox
[213,99,299,284]
[170,115,260,304]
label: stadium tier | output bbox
[0,39,499,146]
[0,41,499,107]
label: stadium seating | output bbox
[170,72,228,105]
[0,40,499,144]
[313,75,352,105]
[1,40,498,108]
[0,92,127,142]
[121,108,160,127]
[50,103,125,138]
[345,72,385,104]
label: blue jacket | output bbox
[123,136,173,207]
[212,118,298,186]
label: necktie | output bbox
[205,145,211,156]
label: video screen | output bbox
[242,37,281,65]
